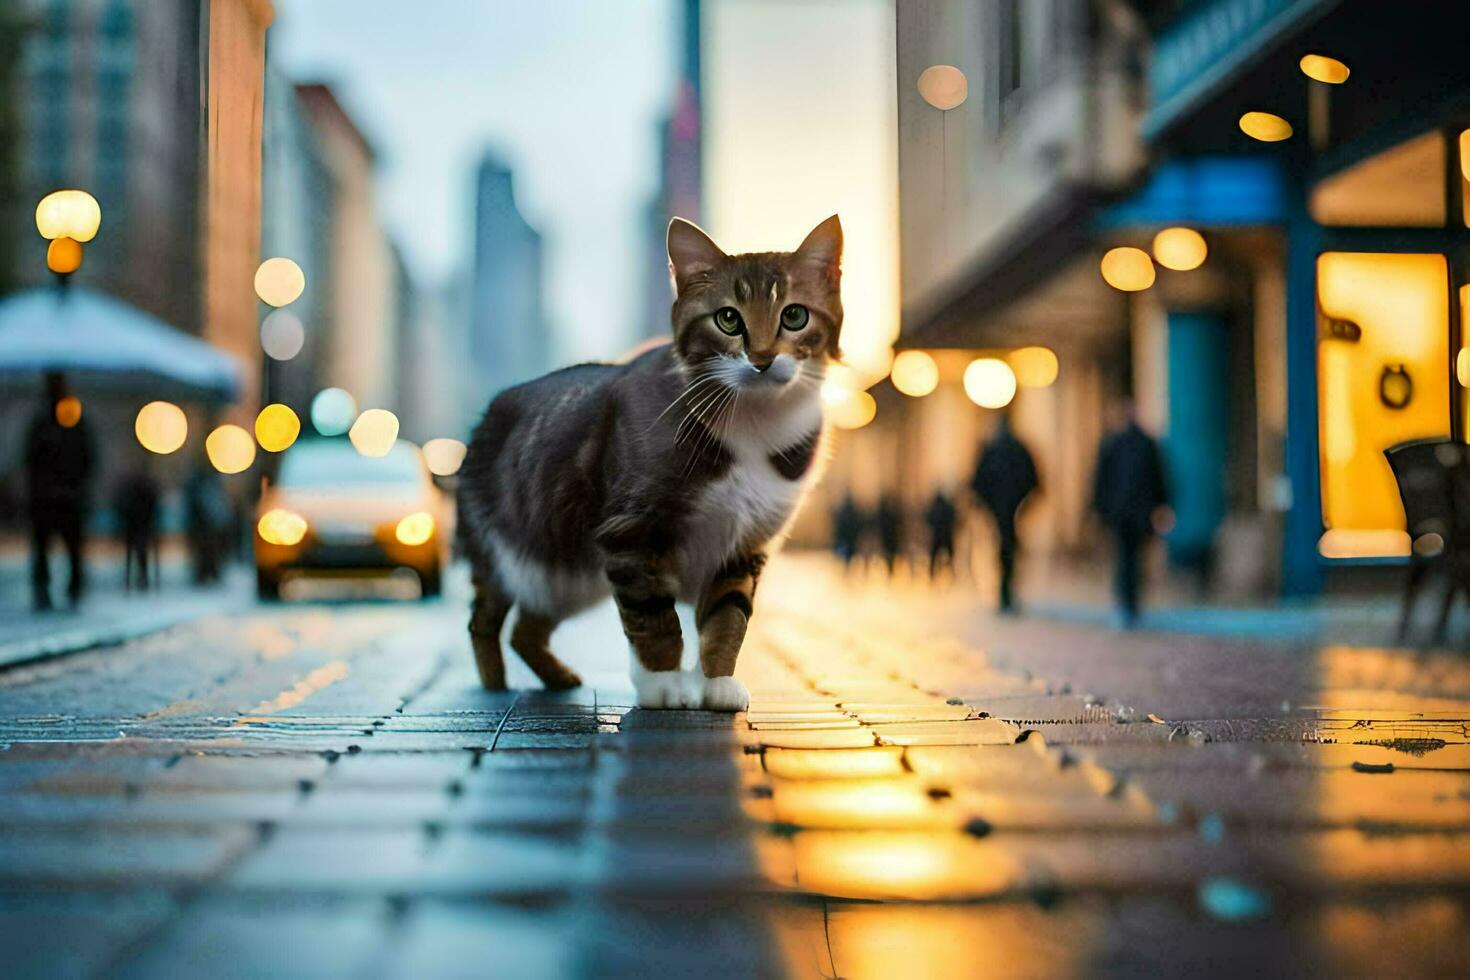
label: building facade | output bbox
[887,0,1470,600]
[468,152,551,407]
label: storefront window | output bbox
[1310,131,1446,227]
[1317,253,1449,558]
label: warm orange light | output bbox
[1007,347,1059,388]
[254,404,301,453]
[135,401,187,455]
[963,358,1017,409]
[1151,227,1207,271]
[1458,348,1470,388]
[258,509,308,547]
[1239,111,1293,142]
[826,389,877,430]
[422,437,467,477]
[46,237,82,275]
[1461,131,1470,184]
[917,65,967,111]
[349,409,399,457]
[35,189,101,242]
[890,350,938,397]
[395,512,435,546]
[254,257,305,308]
[206,424,256,474]
[54,396,82,428]
[1300,54,1349,84]
[1099,247,1155,291]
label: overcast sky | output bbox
[270,0,677,360]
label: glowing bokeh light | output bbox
[394,512,435,546]
[827,388,877,430]
[258,509,308,547]
[54,396,82,428]
[423,437,468,477]
[917,65,967,111]
[1239,111,1293,142]
[46,237,82,275]
[1008,346,1059,388]
[890,350,939,397]
[1300,54,1349,84]
[1152,227,1208,271]
[255,404,301,453]
[310,387,357,436]
[349,408,399,457]
[135,401,187,455]
[35,189,101,242]
[963,358,1017,409]
[1458,348,1470,388]
[205,424,256,474]
[253,257,305,308]
[1099,247,1156,291]
[260,309,305,361]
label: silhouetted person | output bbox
[25,373,93,610]
[875,494,903,575]
[184,463,231,584]
[115,470,160,592]
[1092,404,1170,626]
[832,492,864,571]
[971,415,1038,612]
[924,491,957,579]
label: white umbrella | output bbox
[0,286,242,403]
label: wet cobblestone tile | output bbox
[0,891,177,979]
[0,826,255,888]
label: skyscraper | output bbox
[469,153,550,404]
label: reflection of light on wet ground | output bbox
[762,747,906,780]
[242,660,350,718]
[766,779,952,830]
[790,831,1022,901]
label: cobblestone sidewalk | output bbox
[0,556,1467,977]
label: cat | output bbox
[457,215,842,711]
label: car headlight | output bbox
[258,509,308,546]
[395,512,435,546]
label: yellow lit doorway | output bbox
[1317,252,1450,558]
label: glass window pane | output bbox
[1317,253,1449,558]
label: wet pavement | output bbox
[0,556,1467,977]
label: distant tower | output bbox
[640,0,703,338]
[470,153,550,402]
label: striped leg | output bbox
[469,576,511,691]
[509,609,582,690]
[696,553,763,711]
[607,554,699,709]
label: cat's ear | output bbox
[667,218,725,293]
[794,215,842,278]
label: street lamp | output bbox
[35,189,101,288]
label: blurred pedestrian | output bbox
[115,469,160,592]
[875,493,904,575]
[923,490,957,580]
[831,492,864,572]
[1091,401,1170,626]
[184,462,231,584]
[971,414,1038,612]
[24,372,93,610]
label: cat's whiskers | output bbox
[647,365,722,431]
[673,381,730,449]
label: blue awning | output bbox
[0,286,243,403]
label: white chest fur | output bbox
[673,392,823,601]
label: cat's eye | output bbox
[714,307,744,335]
[780,304,809,331]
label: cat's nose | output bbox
[749,354,774,372]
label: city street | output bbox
[1,554,1467,978]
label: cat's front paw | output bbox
[631,666,704,709]
[702,675,749,712]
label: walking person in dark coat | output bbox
[875,493,904,575]
[923,490,957,580]
[24,372,94,610]
[971,414,1038,612]
[831,492,864,572]
[1091,403,1170,626]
